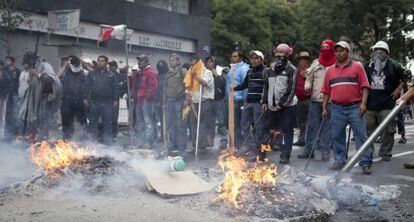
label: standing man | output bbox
[58,55,87,140]
[84,55,118,145]
[3,56,21,141]
[298,40,335,161]
[261,44,298,164]
[293,51,312,147]
[156,60,169,141]
[109,60,127,139]
[164,54,187,156]
[364,41,410,161]
[206,56,228,150]
[226,51,250,147]
[131,54,158,148]
[321,41,372,174]
[233,50,267,159]
[184,56,215,153]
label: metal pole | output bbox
[195,84,203,157]
[124,27,134,145]
[345,126,351,159]
[341,100,406,173]
[304,118,326,171]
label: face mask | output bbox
[373,50,388,61]
[69,64,82,73]
[274,56,287,68]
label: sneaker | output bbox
[279,158,290,164]
[362,165,372,175]
[329,163,344,171]
[297,151,314,159]
[398,137,407,144]
[381,156,391,161]
[293,141,305,146]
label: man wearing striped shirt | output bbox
[321,41,373,175]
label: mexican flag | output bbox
[99,24,127,42]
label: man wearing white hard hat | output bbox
[364,41,410,161]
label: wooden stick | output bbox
[228,67,235,149]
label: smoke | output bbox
[0,142,37,187]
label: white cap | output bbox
[371,41,389,54]
[132,64,139,70]
[334,41,350,51]
[249,50,264,60]
[82,58,93,65]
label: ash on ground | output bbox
[0,155,142,197]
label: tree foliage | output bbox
[0,0,27,55]
[211,0,414,64]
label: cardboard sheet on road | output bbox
[142,169,214,196]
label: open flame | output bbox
[29,140,91,172]
[214,146,277,209]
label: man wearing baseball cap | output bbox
[364,41,410,161]
[321,41,373,174]
[233,50,267,160]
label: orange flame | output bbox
[214,150,277,209]
[29,140,91,172]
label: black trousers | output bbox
[61,100,87,140]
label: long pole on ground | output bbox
[345,126,351,159]
[123,26,134,145]
[341,100,406,173]
[195,84,203,157]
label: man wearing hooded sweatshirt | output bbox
[226,50,250,147]
[364,41,409,161]
[3,56,21,141]
[58,55,87,140]
[233,50,267,159]
[297,40,335,161]
[262,44,298,164]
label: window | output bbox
[139,0,189,15]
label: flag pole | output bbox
[123,26,134,145]
[195,84,203,157]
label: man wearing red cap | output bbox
[297,40,335,161]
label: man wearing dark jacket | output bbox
[234,50,266,159]
[84,55,118,145]
[58,55,87,140]
[206,56,228,150]
[364,41,410,161]
[109,61,127,139]
[3,56,21,141]
[261,44,298,164]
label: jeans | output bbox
[135,101,156,146]
[365,109,395,157]
[88,100,113,145]
[166,99,187,153]
[396,112,405,135]
[295,99,310,143]
[241,103,265,153]
[61,100,87,140]
[304,101,331,156]
[112,99,120,138]
[4,94,19,141]
[208,99,228,145]
[331,103,372,166]
[263,106,296,159]
[224,100,244,147]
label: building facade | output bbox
[2,0,211,70]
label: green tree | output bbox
[0,0,27,56]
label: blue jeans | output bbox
[331,104,372,166]
[136,101,156,146]
[241,103,265,153]
[304,102,331,156]
[208,99,228,145]
[4,94,19,141]
[166,99,187,152]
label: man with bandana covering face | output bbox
[261,43,298,164]
[364,41,410,161]
[297,40,335,161]
[58,55,88,140]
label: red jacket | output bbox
[130,66,158,104]
[295,71,311,101]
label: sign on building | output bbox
[47,9,80,31]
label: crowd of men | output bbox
[0,39,413,175]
